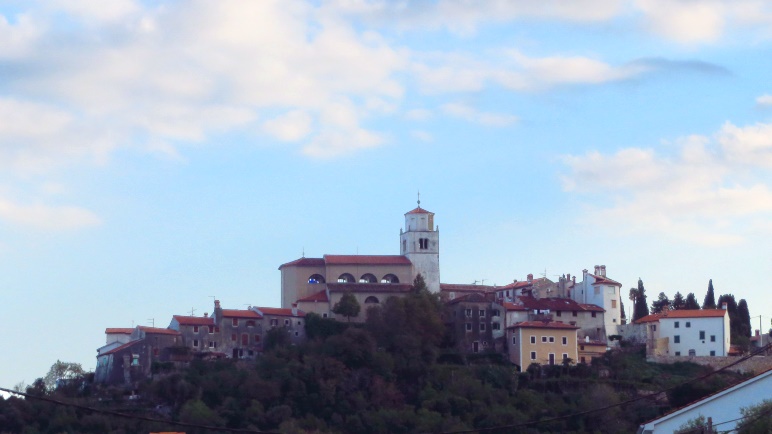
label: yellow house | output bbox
[507,321,579,369]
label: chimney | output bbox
[292,303,298,316]
[527,273,533,283]
[567,273,570,280]
[214,300,221,309]
[572,276,576,284]
[600,265,606,277]
[721,302,727,310]
[203,312,208,318]
[756,330,760,337]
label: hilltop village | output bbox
[95,203,749,385]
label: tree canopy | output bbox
[650,292,671,314]
[332,291,361,322]
[684,293,700,310]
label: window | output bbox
[381,274,399,284]
[231,333,236,342]
[209,341,216,348]
[651,325,657,331]
[710,350,716,356]
[193,326,199,333]
[580,345,585,351]
[591,312,597,318]
[563,353,568,361]
[699,331,705,340]
[193,339,199,347]
[480,323,486,331]
[254,335,260,343]
[512,336,517,345]
[675,351,681,356]
[530,351,537,360]
[466,323,472,331]
[492,309,500,317]
[465,309,472,318]
[686,322,691,328]
[131,354,140,366]
[542,336,547,343]
[674,335,680,343]
[479,309,485,317]
[241,334,248,346]
[364,296,379,304]
[581,357,586,363]
[572,311,578,317]
[208,325,215,334]
[548,337,555,343]
[270,319,278,327]
[359,273,377,283]
[308,274,325,284]
[689,349,696,356]
[530,336,536,344]
[562,336,567,345]
[492,323,500,330]
[711,335,716,342]
[232,318,239,327]
[297,320,302,325]
[611,300,617,308]
[247,320,256,327]
[284,319,290,326]
[675,321,680,328]
[556,311,562,317]
[337,273,355,283]
[294,331,299,337]
[322,313,328,318]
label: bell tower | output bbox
[400,194,440,292]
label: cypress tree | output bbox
[633,278,649,321]
[737,299,752,338]
[702,279,716,309]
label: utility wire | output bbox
[436,343,772,434]
[0,385,279,434]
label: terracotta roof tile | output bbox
[172,315,214,326]
[498,281,532,290]
[405,206,432,214]
[279,257,325,269]
[101,339,143,356]
[221,309,261,319]
[105,328,134,334]
[589,274,622,286]
[323,255,412,265]
[445,292,491,305]
[296,290,329,303]
[519,296,590,312]
[636,309,727,324]
[579,303,605,312]
[255,307,306,317]
[137,326,180,336]
[503,302,528,311]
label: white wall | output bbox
[659,315,729,357]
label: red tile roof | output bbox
[498,281,533,290]
[519,296,595,312]
[405,206,432,214]
[221,309,261,319]
[440,283,499,293]
[255,307,306,317]
[579,303,605,312]
[323,255,412,265]
[105,328,134,334]
[172,315,214,326]
[279,257,325,269]
[636,309,727,324]
[101,339,143,356]
[445,292,491,305]
[137,326,180,336]
[503,302,528,311]
[590,274,622,286]
[509,321,580,330]
[327,283,412,293]
[296,290,329,303]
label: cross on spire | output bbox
[417,190,421,207]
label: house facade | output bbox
[571,265,622,337]
[633,308,730,357]
[445,292,505,354]
[506,321,579,369]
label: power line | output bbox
[435,343,771,434]
[0,385,279,434]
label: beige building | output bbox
[507,321,579,369]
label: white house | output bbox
[637,368,772,433]
[636,308,730,357]
[571,265,622,337]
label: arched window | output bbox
[359,273,377,283]
[364,296,379,304]
[308,274,325,284]
[381,274,399,284]
[337,273,355,283]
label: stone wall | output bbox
[646,354,772,375]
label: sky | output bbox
[1,0,771,390]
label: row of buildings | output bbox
[95,202,733,385]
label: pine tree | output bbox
[702,279,716,309]
[737,299,751,338]
[684,293,700,310]
[671,292,686,310]
[632,278,649,321]
[650,292,671,314]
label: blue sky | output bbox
[1,0,771,389]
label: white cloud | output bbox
[561,122,772,245]
[411,130,433,142]
[405,109,432,121]
[262,110,313,142]
[756,94,772,107]
[0,198,101,231]
[441,103,518,127]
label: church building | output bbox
[279,202,441,319]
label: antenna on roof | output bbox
[417,190,421,207]
[189,307,196,316]
[147,318,154,327]
[208,295,216,305]
[302,247,305,258]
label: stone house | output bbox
[445,292,505,354]
[518,296,607,341]
[94,326,181,385]
[253,306,306,345]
